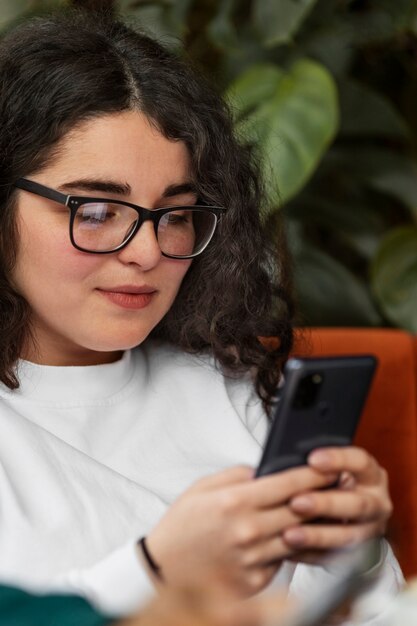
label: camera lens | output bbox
[293,372,323,409]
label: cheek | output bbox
[163,259,192,293]
[14,225,101,297]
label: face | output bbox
[13,111,193,365]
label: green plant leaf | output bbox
[0,0,30,27]
[225,63,285,118]
[321,147,417,214]
[122,0,173,7]
[301,24,354,77]
[119,0,184,44]
[253,0,318,47]
[207,0,238,50]
[339,79,409,139]
[294,245,382,327]
[286,194,387,259]
[0,0,69,33]
[233,59,338,208]
[371,227,417,332]
[344,8,411,46]
[378,0,417,30]
[368,160,417,214]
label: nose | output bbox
[116,220,162,269]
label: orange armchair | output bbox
[293,328,417,579]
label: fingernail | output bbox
[283,528,305,546]
[291,496,314,513]
[308,450,332,469]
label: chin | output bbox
[86,330,152,353]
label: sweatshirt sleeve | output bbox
[287,539,404,625]
[24,540,155,618]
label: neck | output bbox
[21,337,123,367]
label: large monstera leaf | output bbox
[226,59,339,212]
[371,227,417,332]
[253,0,318,47]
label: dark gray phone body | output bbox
[256,355,377,478]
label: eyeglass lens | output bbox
[72,202,217,256]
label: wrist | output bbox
[138,536,164,583]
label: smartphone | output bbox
[256,355,377,478]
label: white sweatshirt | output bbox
[0,342,403,620]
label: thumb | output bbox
[193,465,254,491]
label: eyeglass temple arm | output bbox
[14,178,69,205]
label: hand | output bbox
[145,465,338,596]
[120,588,292,626]
[282,447,392,558]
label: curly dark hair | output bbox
[0,9,294,415]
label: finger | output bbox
[256,506,308,537]
[308,447,382,486]
[243,564,279,596]
[339,471,356,490]
[235,507,306,548]
[194,466,254,491]
[287,549,329,565]
[242,534,296,567]
[289,489,385,522]
[282,520,383,550]
[227,564,279,597]
[236,467,339,509]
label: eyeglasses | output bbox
[14,178,226,259]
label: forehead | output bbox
[39,110,192,190]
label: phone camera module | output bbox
[293,372,323,409]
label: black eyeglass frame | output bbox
[14,178,226,259]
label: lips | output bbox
[97,285,157,310]
[98,285,156,294]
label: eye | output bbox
[166,211,192,224]
[75,203,118,227]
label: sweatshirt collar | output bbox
[10,350,134,405]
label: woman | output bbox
[0,8,402,622]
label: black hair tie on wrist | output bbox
[138,536,164,581]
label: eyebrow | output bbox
[58,178,198,199]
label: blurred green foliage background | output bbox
[2,0,417,330]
